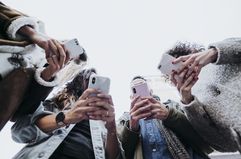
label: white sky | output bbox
[1,0,241,158]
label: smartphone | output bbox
[158,54,184,75]
[131,81,151,98]
[88,74,110,95]
[64,38,85,59]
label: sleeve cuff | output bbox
[35,68,59,87]
[6,16,39,40]
[208,46,221,65]
[180,95,198,107]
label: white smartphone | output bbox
[88,74,110,95]
[158,54,184,75]
[131,81,151,98]
[64,38,85,59]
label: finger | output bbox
[46,56,55,66]
[80,88,100,100]
[186,60,199,78]
[131,96,140,108]
[51,55,60,71]
[177,69,188,85]
[176,56,194,73]
[90,101,114,111]
[97,94,115,105]
[97,93,111,100]
[182,73,196,88]
[141,97,158,104]
[53,40,66,68]
[45,50,51,59]
[131,99,149,112]
[131,104,151,116]
[186,76,198,89]
[75,106,100,114]
[48,40,58,57]
[195,66,202,76]
[88,110,114,117]
[131,112,152,121]
[170,71,177,86]
[172,55,190,64]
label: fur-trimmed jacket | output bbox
[0,2,58,127]
[0,1,58,86]
[182,38,241,152]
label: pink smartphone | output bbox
[131,82,151,98]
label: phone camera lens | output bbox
[132,88,136,94]
[92,77,96,84]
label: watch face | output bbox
[56,112,65,126]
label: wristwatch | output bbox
[55,112,66,127]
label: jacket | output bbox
[117,100,212,159]
[11,102,125,159]
[0,2,60,129]
[182,38,241,152]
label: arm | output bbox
[209,38,241,65]
[36,88,102,133]
[0,2,38,41]
[163,100,213,155]
[11,104,52,144]
[0,2,68,68]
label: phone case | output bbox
[64,38,85,59]
[131,82,151,98]
[88,74,110,95]
[158,54,183,75]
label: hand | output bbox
[39,37,71,81]
[87,93,116,130]
[171,71,198,104]
[31,33,70,67]
[141,97,169,120]
[18,25,69,67]
[172,48,218,77]
[64,89,101,124]
[129,97,152,131]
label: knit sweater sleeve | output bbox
[209,38,241,65]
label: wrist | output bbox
[129,121,139,132]
[40,68,55,81]
[18,25,37,42]
[181,95,194,104]
[208,48,218,63]
[162,106,170,120]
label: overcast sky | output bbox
[1,0,241,158]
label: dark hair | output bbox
[166,42,205,58]
[44,68,96,110]
[65,68,96,99]
[74,52,88,64]
[132,76,146,82]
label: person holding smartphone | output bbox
[0,1,87,129]
[118,76,212,159]
[11,68,124,159]
[161,40,241,153]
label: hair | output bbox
[157,42,205,82]
[131,75,146,82]
[165,41,205,58]
[44,68,96,110]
